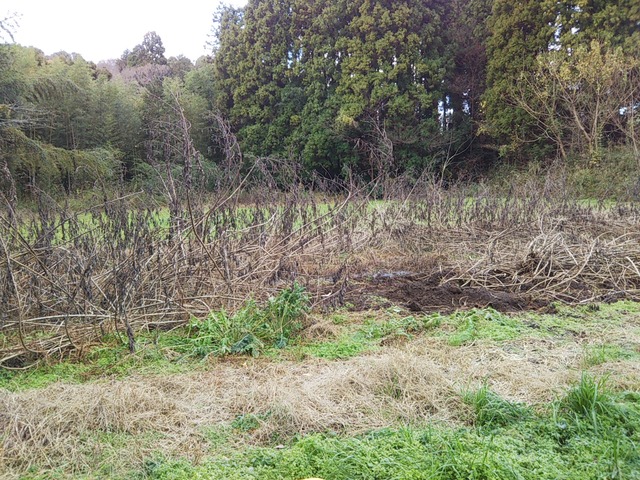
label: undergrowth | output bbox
[443,308,523,346]
[3,300,638,391]
[301,312,441,360]
[175,283,310,358]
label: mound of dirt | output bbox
[346,272,548,313]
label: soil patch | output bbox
[345,272,549,313]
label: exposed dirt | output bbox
[345,271,550,313]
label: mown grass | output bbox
[3,301,640,479]
[3,299,638,392]
[13,377,640,480]
[136,377,640,480]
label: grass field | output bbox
[2,299,639,479]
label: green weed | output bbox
[446,308,522,346]
[302,336,373,360]
[360,314,441,340]
[177,283,310,358]
[561,373,618,431]
[0,335,198,391]
[231,413,264,432]
[462,383,532,427]
[302,313,440,360]
[141,399,640,480]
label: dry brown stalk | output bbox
[2,174,640,365]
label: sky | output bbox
[3,0,247,63]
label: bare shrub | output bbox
[2,165,640,365]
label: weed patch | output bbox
[582,344,638,368]
[141,388,640,480]
[302,336,373,360]
[0,336,197,391]
[443,308,523,346]
[302,312,440,360]
[174,283,310,358]
[462,383,532,427]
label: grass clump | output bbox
[559,373,627,432]
[462,383,532,427]
[178,283,310,358]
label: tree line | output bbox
[1,0,639,201]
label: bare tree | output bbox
[0,11,20,43]
[145,80,203,237]
[516,41,640,164]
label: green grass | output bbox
[462,383,532,427]
[439,308,524,346]
[0,334,201,391]
[173,283,310,358]
[437,301,640,347]
[301,335,374,359]
[138,380,640,480]
[300,312,441,360]
[560,373,624,432]
[4,301,640,479]
[18,384,640,480]
[4,300,638,391]
[582,343,638,368]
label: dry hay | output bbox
[2,335,605,474]
[0,381,191,473]
[590,361,640,390]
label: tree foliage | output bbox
[1,0,639,199]
[211,0,459,178]
[484,0,640,159]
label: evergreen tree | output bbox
[556,0,640,53]
[483,0,557,157]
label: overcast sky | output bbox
[3,0,247,62]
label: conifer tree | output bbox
[483,0,557,156]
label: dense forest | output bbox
[1,0,639,202]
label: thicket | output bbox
[1,0,639,202]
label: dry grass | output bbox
[5,325,632,477]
